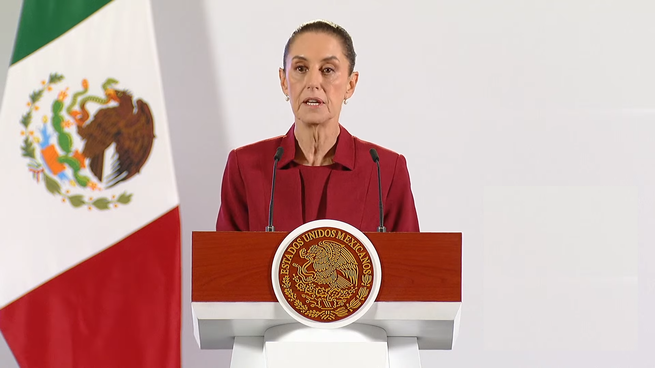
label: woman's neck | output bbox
[294,121,340,166]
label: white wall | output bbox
[0,1,22,365]
[2,0,654,367]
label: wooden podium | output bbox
[192,230,462,367]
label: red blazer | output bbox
[216,125,420,232]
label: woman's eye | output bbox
[323,68,334,74]
[295,66,307,72]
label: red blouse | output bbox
[215,125,420,232]
[298,165,332,222]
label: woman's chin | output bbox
[296,116,334,127]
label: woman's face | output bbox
[280,32,358,127]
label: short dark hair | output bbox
[282,20,357,75]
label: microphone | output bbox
[266,147,284,232]
[369,148,386,232]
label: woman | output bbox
[216,20,419,232]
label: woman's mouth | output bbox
[303,98,324,106]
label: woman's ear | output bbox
[345,71,359,99]
[279,67,289,96]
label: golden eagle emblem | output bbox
[296,240,359,290]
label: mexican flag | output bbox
[0,0,181,367]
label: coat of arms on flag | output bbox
[19,73,155,210]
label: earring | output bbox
[285,95,290,101]
[343,98,348,105]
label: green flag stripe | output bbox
[11,0,113,65]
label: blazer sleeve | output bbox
[385,154,420,232]
[216,149,250,231]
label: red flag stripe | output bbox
[0,207,181,367]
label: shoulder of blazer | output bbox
[351,135,403,168]
[232,134,287,164]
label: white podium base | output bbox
[230,337,266,367]
[229,323,422,368]
[265,324,388,368]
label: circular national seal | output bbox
[271,219,382,329]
